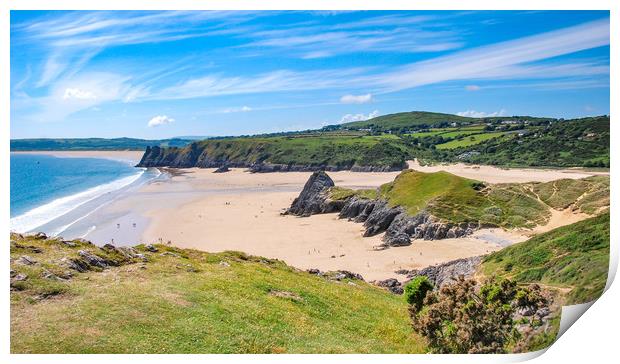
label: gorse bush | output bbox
[408,276,549,353]
[403,276,434,310]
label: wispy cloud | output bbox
[339,110,379,123]
[340,93,373,104]
[457,109,506,118]
[374,18,609,92]
[220,106,253,113]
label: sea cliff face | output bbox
[285,171,478,247]
[137,143,407,172]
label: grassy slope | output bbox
[10,235,425,354]
[480,212,610,305]
[435,132,507,149]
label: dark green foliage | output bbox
[429,116,610,168]
[482,212,610,304]
[409,277,549,353]
[403,276,433,310]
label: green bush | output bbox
[404,276,434,310]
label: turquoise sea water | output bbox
[10,153,150,234]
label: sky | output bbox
[10,10,610,139]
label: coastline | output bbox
[11,154,602,281]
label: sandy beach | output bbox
[136,168,526,281]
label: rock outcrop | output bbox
[213,165,230,173]
[374,256,483,295]
[338,196,476,247]
[285,172,482,247]
[397,256,483,289]
[284,171,344,216]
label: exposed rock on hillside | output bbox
[375,256,483,295]
[136,143,407,172]
[284,171,344,216]
[397,256,483,288]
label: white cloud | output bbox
[457,109,507,118]
[147,115,175,127]
[339,110,379,123]
[221,105,253,113]
[465,85,480,91]
[340,93,373,104]
[63,88,97,100]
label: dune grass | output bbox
[10,235,425,354]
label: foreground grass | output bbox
[10,235,425,354]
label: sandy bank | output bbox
[407,159,606,183]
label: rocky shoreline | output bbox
[136,146,405,172]
[285,171,481,248]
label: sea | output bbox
[10,153,161,238]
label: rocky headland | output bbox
[285,171,480,248]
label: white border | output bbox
[1,1,616,363]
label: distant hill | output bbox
[10,137,194,151]
[340,111,475,131]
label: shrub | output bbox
[403,276,434,310]
[408,276,549,353]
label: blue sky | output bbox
[10,10,610,139]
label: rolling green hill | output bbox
[480,212,610,305]
[10,234,425,354]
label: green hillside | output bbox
[431,116,610,167]
[138,133,410,170]
[10,234,425,354]
[480,212,610,305]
